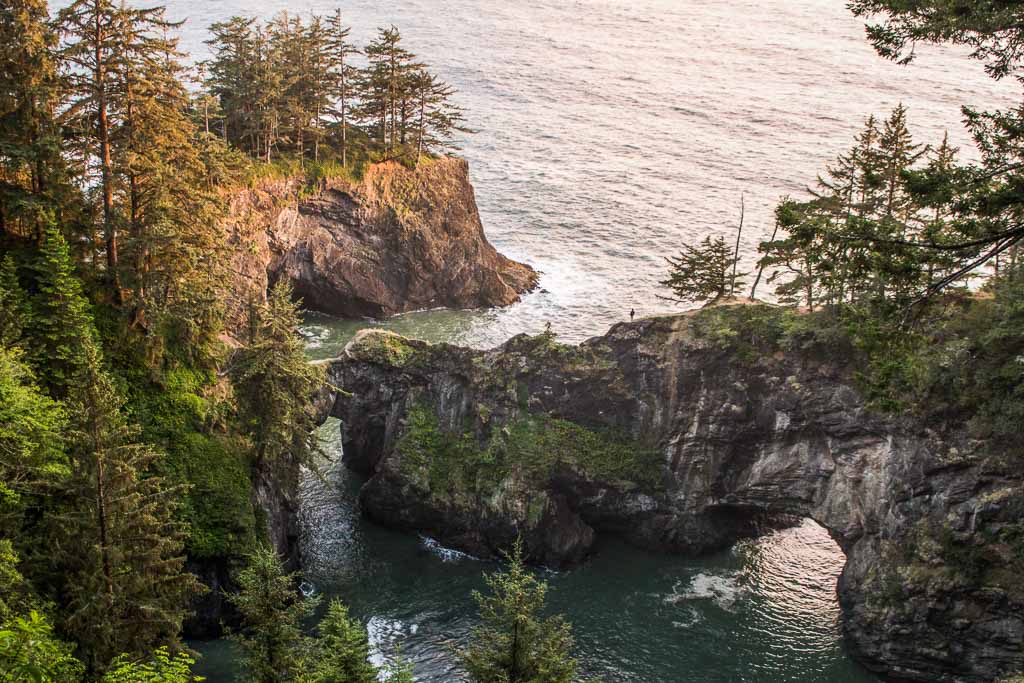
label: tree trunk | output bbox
[750,221,779,300]
[730,194,744,296]
[416,93,425,163]
[92,423,115,624]
[95,5,120,301]
[127,80,144,306]
[806,261,814,309]
[340,53,347,167]
[511,617,520,682]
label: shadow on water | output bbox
[192,419,877,682]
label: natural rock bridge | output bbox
[313,305,1023,682]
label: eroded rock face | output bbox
[226,157,537,323]
[322,306,1024,682]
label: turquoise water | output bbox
[193,415,875,682]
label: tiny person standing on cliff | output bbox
[630,309,635,321]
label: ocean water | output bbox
[128,0,1017,347]
[53,0,1018,679]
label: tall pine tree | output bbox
[56,0,123,297]
[0,0,67,240]
[57,337,200,672]
[26,223,95,397]
[660,235,745,305]
[228,546,315,683]
[230,281,325,477]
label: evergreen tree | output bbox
[460,541,579,683]
[849,0,1024,80]
[108,10,231,362]
[409,69,468,158]
[907,133,963,282]
[304,14,331,164]
[228,546,316,683]
[878,105,924,221]
[756,109,963,308]
[302,600,379,683]
[202,14,469,165]
[203,16,258,148]
[102,647,201,683]
[56,0,123,296]
[0,345,68,539]
[269,12,313,163]
[758,201,827,308]
[325,10,359,167]
[230,281,325,476]
[251,24,284,163]
[26,223,95,397]
[660,235,745,305]
[190,64,221,137]
[0,0,66,240]
[852,114,884,217]
[840,4,1024,287]
[56,339,199,672]
[359,27,423,158]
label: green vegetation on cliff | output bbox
[684,279,1024,460]
[397,403,662,498]
[346,330,424,368]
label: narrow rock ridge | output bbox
[226,157,538,324]
[319,305,1024,682]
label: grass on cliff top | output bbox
[498,327,621,378]
[246,148,446,194]
[396,404,663,500]
[688,282,1024,461]
[248,156,365,189]
[685,302,855,360]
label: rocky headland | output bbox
[225,157,538,324]
[318,303,1024,682]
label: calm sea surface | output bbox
[50,0,1018,678]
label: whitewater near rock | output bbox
[317,304,1024,682]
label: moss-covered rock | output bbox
[395,403,661,498]
[344,330,425,368]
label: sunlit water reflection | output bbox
[289,426,869,682]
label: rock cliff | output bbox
[226,157,537,323]
[320,304,1024,682]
